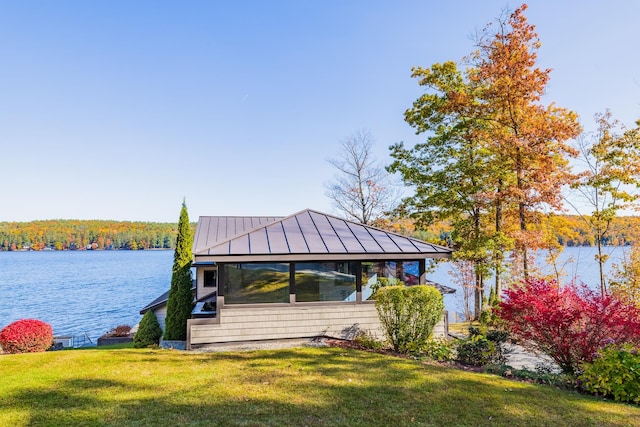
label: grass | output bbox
[87,342,136,350]
[449,321,479,335]
[1,346,639,426]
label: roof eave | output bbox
[193,252,451,263]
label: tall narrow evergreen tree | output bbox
[163,200,194,341]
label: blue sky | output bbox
[1,1,639,222]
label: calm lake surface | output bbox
[0,250,173,342]
[0,246,627,342]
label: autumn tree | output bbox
[389,61,499,319]
[326,129,397,225]
[610,246,640,308]
[570,111,640,293]
[536,212,580,283]
[163,200,194,341]
[389,4,579,317]
[469,4,581,280]
[448,260,477,322]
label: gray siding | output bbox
[188,305,447,346]
[154,306,167,332]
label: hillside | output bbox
[0,219,183,251]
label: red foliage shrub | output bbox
[0,319,53,354]
[106,324,132,337]
[498,278,640,375]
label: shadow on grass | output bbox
[2,347,639,426]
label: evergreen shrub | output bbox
[580,344,640,404]
[375,285,444,353]
[134,311,163,348]
[455,327,509,367]
[164,200,194,341]
[0,319,53,354]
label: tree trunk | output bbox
[515,146,529,281]
[474,267,484,320]
[495,188,503,298]
[520,201,529,280]
[597,236,606,294]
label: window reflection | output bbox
[224,263,290,304]
[295,262,356,302]
[362,261,420,300]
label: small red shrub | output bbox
[0,319,54,354]
[107,324,132,337]
[498,278,640,375]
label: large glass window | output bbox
[295,262,356,302]
[224,263,290,304]
[362,261,421,300]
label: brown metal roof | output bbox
[193,209,452,262]
[193,215,283,255]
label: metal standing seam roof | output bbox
[193,215,283,254]
[193,209,452,262]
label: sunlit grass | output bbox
[449,321,479,335]
[1,346,639,426]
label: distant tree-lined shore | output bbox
[1,214,638,252]
[0,220,188,251]
[374,214,640,248]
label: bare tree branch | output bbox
[325,130,397,224]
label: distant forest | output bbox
[0,220,183,251]
[375,214,640,248]
[1,215,638,252]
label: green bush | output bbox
[353,330,384,351]
[134,311,163,348]
[421,337,456,361]
[579,344,640,404]
[455,326,510,367]
[375,285,444,353]
[479,287,501,326]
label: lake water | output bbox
[0,250,173,342]
[0,246,628,342]
[432,245,627,321]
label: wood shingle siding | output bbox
[188,304,447,346]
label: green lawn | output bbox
[1,346,639,426]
